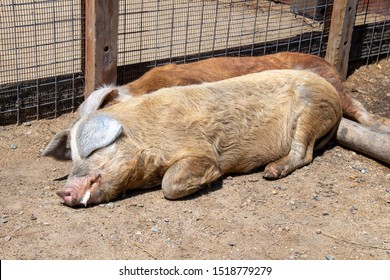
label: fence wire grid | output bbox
[117,0,333,83]
[0,0,85,125]
[1,0,390,125]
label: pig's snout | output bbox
[57,174,102,207]
[57,188,81,207]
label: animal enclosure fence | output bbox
[1,0,85,125]
[1,0,389,125]
[116,0,332,85]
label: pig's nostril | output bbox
[57,189,79,207]
[56,190,70,199]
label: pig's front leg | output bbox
[161,157,222,200]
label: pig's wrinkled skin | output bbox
[45,70,341,207]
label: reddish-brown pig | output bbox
[45,70,341,207]
[80,52,389,133]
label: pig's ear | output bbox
[76,114,123,158]
[79,87,119,116]
[43,129,72,160]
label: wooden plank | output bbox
[84,0,119,98]
[325,0,359,80]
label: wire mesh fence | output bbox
[117,0,333,84]
[0,0,85,125]
[0,0,389,125]
[350,0,390,70]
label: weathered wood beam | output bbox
[325,0,359,80]
[84,0,119,98]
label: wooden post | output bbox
[84,0,119,98]
[325,0,359,80]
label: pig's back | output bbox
[107,70,339,173]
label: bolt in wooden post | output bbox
[325,0,359,80]
[84,0,119,98]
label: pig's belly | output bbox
[215,133,292,174]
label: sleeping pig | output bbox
[45,70,341,207]
[79,52,389,133]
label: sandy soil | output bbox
[0,58,389,260]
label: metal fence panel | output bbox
[117,0,332,84]
[349,0,390,71]
[0,0,85,125]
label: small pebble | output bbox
[106,202,115,208]
[316,229,322,234]
[352,165,368,174]
[151,226,159,233]
[322,211,329,216]
[228,242,236,247]
[355,177,366,183]
[350,205,358,214]
[10,144,17,150]
[349,175,358,180]
[273,185,287,191]
[24,122,31,126]
[30,214,37,220]
[4,236,11,242]
[326,255,335,260]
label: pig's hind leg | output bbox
[161,157,222,200]
[263,113,338,179]
[263,136,315,179]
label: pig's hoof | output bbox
[263,162,289,179]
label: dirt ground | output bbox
[0,58,389,260]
